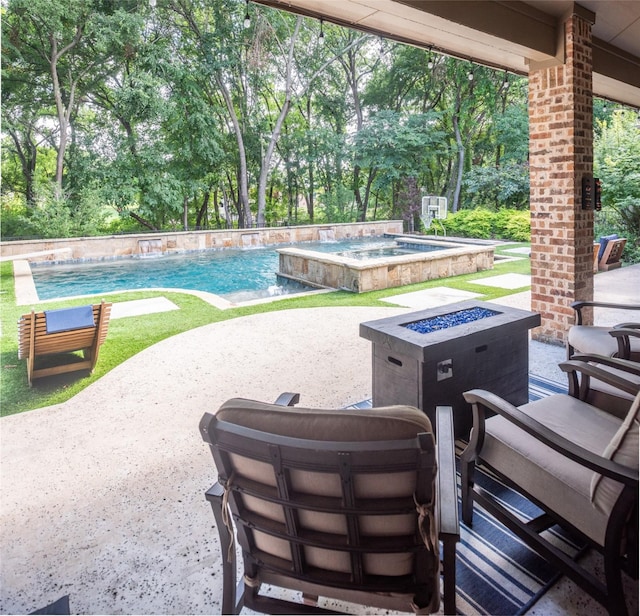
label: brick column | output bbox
[529,8,595,344]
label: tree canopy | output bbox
[2,0,638,240]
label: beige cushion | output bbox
[216,398,433,441]
[482,394,622,545]
[590,392,640,514]
[568,325,640,360]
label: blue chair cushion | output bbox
[598,234,618,261]
[45,305,95,334]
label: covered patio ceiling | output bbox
[254,0,640,109]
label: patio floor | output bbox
[1,266,639,614]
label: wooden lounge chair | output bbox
[596,235,627,271]
[200,393,459,615]
[18,301,112,386]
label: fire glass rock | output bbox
[403,307,500,334]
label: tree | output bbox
[3,0,141,199]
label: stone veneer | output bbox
[0,221,403,263]
[529,7,595,344]
[278,241,494,293]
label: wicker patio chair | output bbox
[199,393,459,615]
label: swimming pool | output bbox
[29,237,400,301]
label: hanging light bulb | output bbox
[318,18,325,45]
[243,0,251,28]
[427,47,434,70]
[149,0,156,8]
[467,67,474,81]
[502,72,509,90]
[602,102,608,113]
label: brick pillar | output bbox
[529,8,595,344]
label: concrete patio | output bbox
[1,265,639,615]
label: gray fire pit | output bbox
[359,300,541,437]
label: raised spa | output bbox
[277,237,494,293]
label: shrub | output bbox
[493,209,530,241]
[438,207,530,242]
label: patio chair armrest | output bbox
[463,389,638,487]
[436,406,459,540]
[609,327,640,359]
[274,392,300,406]
[570,300,640,325]
[560,359,640,397]
[613,322,640,330]
[571,354,640,377]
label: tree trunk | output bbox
[452,115,464,213]
[257,18,302,227]
[48,27,83,199]
[216,73,252,228]
[130,212,158,230]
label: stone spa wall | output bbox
[277,240,494,293]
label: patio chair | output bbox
[460,360,639,616]
[17,301,112,386]
[199,393,459,615]
[596,234,627,271]
[566,300,640,361]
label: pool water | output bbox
[338,243,444,260]
[30,238,400,301]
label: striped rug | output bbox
[350,374,582,616]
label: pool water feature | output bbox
[28,237,399,302]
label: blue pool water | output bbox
[30,237,402,301]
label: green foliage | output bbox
[492,209,530,241]
[441,208,493,238]
[0,199,30,238]
[593,109,640,264]
[439,207,530,241]
[462,163,530,209]
[17,184,108,239]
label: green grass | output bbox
[0,243,531,416]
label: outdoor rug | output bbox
[349,373,583,616]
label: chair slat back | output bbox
[18,302,111,359]
[201,408,439,600]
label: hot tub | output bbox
[277,237,494,293]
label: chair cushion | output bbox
[482,394,622,545]
[598,233,618,261]
[216,398,433,441]
[590,392,640,514]
[568,325,640,358]
[44,305,95,334]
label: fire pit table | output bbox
[360,300,541,437]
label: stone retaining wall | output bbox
[1,221,403,263]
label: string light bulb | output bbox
[243,0,250,28]
[467,67,474,81]
[427,47,434,70]
[319,18,325,45]
[502,72,509,90]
